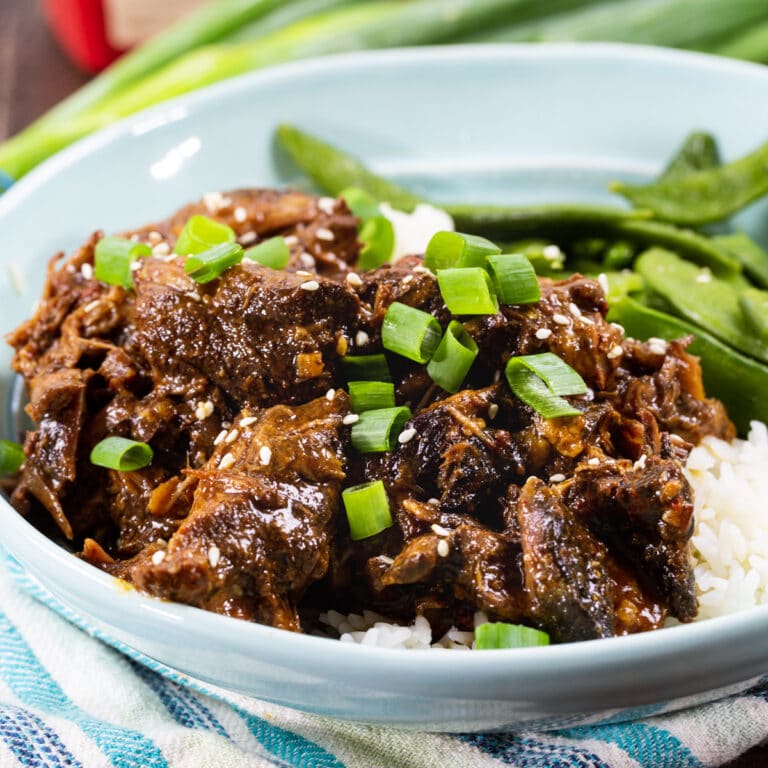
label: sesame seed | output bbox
[299,252,316,269]
[607,345,623,360]
[346,272,363,287]
[152,241,170,255]
[437,539,450,558]
[355,330,370,346]
[488,403,499,420]
[81,263,94,280]
[300,280,320,291]
[296,270,313,278]
[83,300,101,313]
[398,427,417,444]
[130,260,142,272]
[427,498,439,505]
[402,274,414,285]
[431,523,451,537]
[580,316,595,325]
[240,231,257,245]
[611,323,625,335]
[634,454,648,470]
[588,457,600,466]
[218,452,235,470]
[284,235,299,247]
[207,544,221,567]
[147,230,163,244]
[151,550,166,565]
[379,555,395,565]
[195,400,214,420]
[598,273,609,293]
[493,369,501,383]
[259,445,272,466]
[225,429,239,444]
[316,227,334,241]
[213,429,228,446]
[549,473,566,483]
[130,234,140,242]
[318,197,336,215]
[543,244,562,260]
[412,264,434,276]
[342,413,360,425]
[696,269,712,284]
[553,313,570,326]
[186,291,201,302]
[535,327,552,340]
[569,302,582,318]
[240,416,258,427]
[203,192,227,213]
[648,337,668,355]
[326,388,336,401]
[234,206,247,223]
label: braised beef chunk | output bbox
[6,187,738,643]
[132,392,349,630]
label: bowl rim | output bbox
[2,42,768,697]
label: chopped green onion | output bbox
[340,187,380,223]
[437,268,499,315]
[342,480,393,541]
[0,440,25,475]
[90,437,153,471]
[359,215,395,271]
[184,242,244,284]
[474,622,550,650]
[426,320,478,393]
[94,237,151,289]
[382,301,442,363]
[486,253,540,305]
[350,406,411,453]
[244,236,290,269]
[505,353,587,419]
[348,381,395,412]
[341,354,392,382]
[175,214,236,255]
[424,231,500,271]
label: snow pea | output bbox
[635,248,768,363]
[607,297,768,436]
[659,131,721,181]
[611,138,768,226]
[739,288,768,340]
[712,231,768,289]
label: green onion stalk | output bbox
[0,0,590,184]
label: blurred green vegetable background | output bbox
[1,0,767,189]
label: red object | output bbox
[42,0,123,73]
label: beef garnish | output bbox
[5,188,736,643]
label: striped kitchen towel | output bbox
[0,552,765,768]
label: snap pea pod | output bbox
[711,231,768,289]
[709,18,768,62]
[635,248,768,363]
[659,131,721,181]
[739,288,768,340]
[607,297,768,436]
[611,139,768,226]
[276,124,653,240]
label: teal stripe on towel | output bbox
[0,612,168,768]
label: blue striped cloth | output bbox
[0,551,766,768]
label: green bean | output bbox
[607,297,768,436]
[712,232,768,290]
[635,248,768,363]
[659,131,721,181]
[611,138,768,226]
[473,0,768,49]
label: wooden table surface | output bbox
[1,2,767,766]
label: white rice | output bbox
[323,422,768,648]
[687,420,768,618]
[379,202,454,262]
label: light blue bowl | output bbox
[2,44,768,732]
